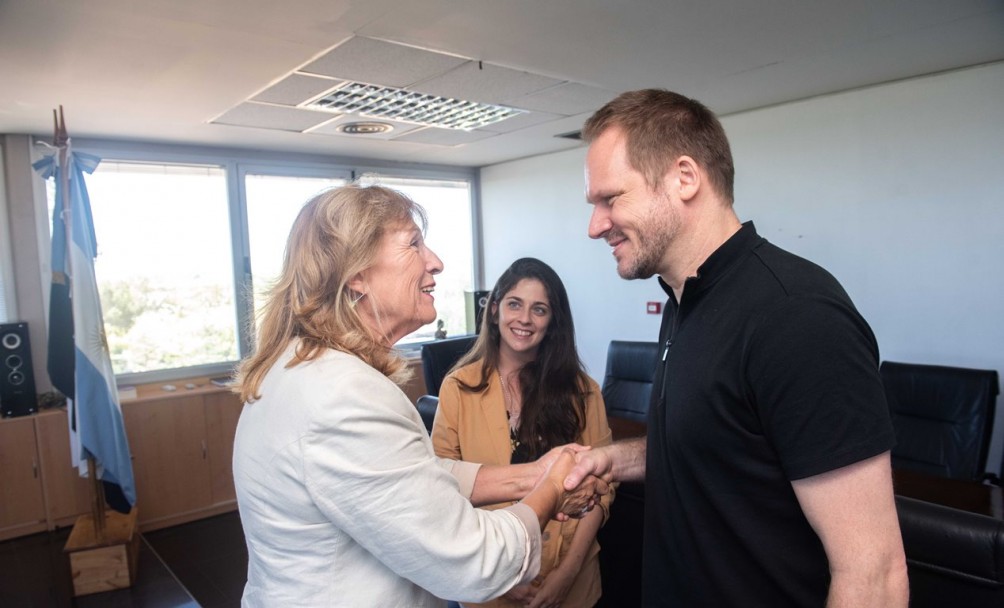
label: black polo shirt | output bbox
[643,222,894,606]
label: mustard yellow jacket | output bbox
[432,361,615,608]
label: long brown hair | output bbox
[453,258,588,458]
[234,184,426,403]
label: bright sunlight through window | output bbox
[49,161,239,375]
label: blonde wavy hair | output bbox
[234,184,426,403]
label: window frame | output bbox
[0,142,15,321]
[52,138,482,384]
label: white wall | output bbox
[480,61,1004,473]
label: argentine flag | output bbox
[35,146,136,513]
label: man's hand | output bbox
[534,443,591,484]
[563,445,615,491]
[563,438,647,492]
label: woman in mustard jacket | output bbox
[432,257,614,608]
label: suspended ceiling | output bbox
[1,0,1002,167]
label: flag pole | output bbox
[45,107,139,595]
[87,458,108,539]
[54,106,70,293]
[54,106,107,540]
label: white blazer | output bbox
[233,343,541,607]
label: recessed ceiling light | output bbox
[336,121,394,135]
[306,81,525,131]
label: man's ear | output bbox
[674,155,701,202]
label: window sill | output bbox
[118,376,233,404]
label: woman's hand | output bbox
[535,444,608,521]
[527,563,576,608]
[503,582,538,604]
[556,472,608,520]
[542,449,609,519]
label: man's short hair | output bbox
[583,89,735,203]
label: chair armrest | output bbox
[896,495,1004,586]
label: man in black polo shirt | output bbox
[565,89,908,606]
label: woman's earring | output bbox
[350,291,365,307]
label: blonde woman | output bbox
[232,186,606,607]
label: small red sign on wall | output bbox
[647,301,662,314]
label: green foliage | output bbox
[99,277,237,374]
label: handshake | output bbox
[531,444,612,522]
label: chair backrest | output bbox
[881,361,1000,481]
[415,395,439,435]
[420,335,477,397]
[596,342,654,605]
[601,340,660,423]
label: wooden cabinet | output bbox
[0,416,47,541]
[0,382,244,541]
[34,409,92,527]
[123,395,213,529]
[0,409,98,540]
[120,381,243,531]
[204,391,243,505]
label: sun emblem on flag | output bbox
[87,324,111,355]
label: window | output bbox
[41,143,479,383]
[0,144,11,322]
[245,173,348,323]
[246,173,474,344]
[359,176,474,344]
[49,162,239,376]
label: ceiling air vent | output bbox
[306,81,525,131]
[555,130,582,140]
[337,121,394,135]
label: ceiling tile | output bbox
[251,74,344,106]
[392,127,497,147]
[300,36,468,88]
[513,82,617,116]
[211,102,334,132]
[478,109,564,134]
[411,62,562,106]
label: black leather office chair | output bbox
[421,336,477,397]
[880,361,1000,481]
[897,495,1004,607]
[415,335,477,433]
[601,340,660,423]
[595,340,659,608]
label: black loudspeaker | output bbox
[465,290,490,334]
[1,322,38,418]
